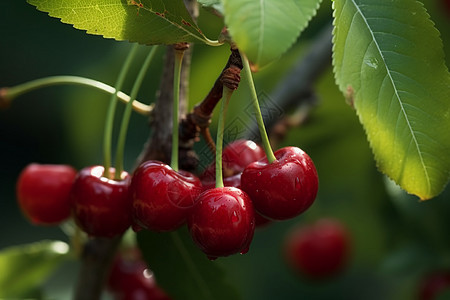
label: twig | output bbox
[179,46,243,171]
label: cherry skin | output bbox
[419,270,450,300]
[201,172,271,228]
[200,173,242,192]
[70,166,131,237]
[187,187,255,259]
[130,160,202,232]
[284,218,350,279]
[16,163,77,225]
[107,248,171,300]
[201,139,265,182]
[241,146,318,220]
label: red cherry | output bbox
[130,161,202,232]
[241,146,318,220]
[200,173,242,192]
[187,187,255,259]
[70,166,131,237]
[16,163,77,225]
[201,139,265,181]
[419,271,450,300]
[107,248,171,300]
[201,172,271,228]
[254,212,272,227]
[284,218,350,279]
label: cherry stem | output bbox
[215,87,234,188]
[103,44,139,179]
[0,76,152,114]
[114,46,159,179]
[241,53,276,163]
[171,49,185,172]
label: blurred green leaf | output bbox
[0,240,70,298]
[197,0,224,15]
[137,227,241,300]
[223,0,322,69]
[27,0,217,45]
[332,0,450,200]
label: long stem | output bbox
[103,44,139,179]
[0,76,152,115]
[114,46,158,179]
[171,49,185,172]
[241,53,276,163]
[215,87,233,188]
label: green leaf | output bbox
[197,0,224,15]
[0,240,70,298]
[332,0,450,199]
[198,0,221,5]
[223,0,322,69]
[27,0,219,46]
[137,227,241,300]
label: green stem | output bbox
[0,76,152,115]
[114,46,158,179]
[241,53,276,163]
[171,49,185,172]
[103,44,139,179]
[215,87,234,188]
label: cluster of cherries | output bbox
[16,139,318,259]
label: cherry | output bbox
[16,163,77,225]
[419,270,450,300]
[107,248,171,300]
[241,146,318,220]
[130,160,202,232]
[283,218,350,279]
[70,166,131,237]
[201,172,271,228]
[200,173,242,192]
[201,139,265,182]
[187,187,255,259]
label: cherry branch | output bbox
[178,46,243,172]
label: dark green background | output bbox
[1,1,450,299]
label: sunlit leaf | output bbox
[27,0,219,45]
[0,240,70,298]
[223,0,322,69]
[332,0,450,199]
[137,227,241,300]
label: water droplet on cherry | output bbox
[240,246,249,255]
[295,177,302,190]
[231,211,239,223]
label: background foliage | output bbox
[1,0,450,299]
